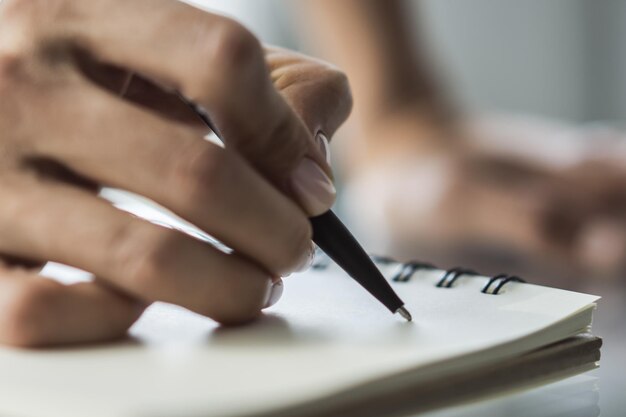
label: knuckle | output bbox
[170,143,228,210]
[188,18,263,96]
[272,61,353,133]
[323,67,350,92]
[0,279,59,347]
[127,244,172,293]
[314,66,353,120]
[326,68,352,105]
[209,19,261,72]
[126,240,172,295]
[110,223,177,296]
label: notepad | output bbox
[0,253,600,417]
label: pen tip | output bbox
[396,306,413,322]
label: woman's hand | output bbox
[0,0,351,347]
[344,114,626,284]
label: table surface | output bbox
[416,278,626,417]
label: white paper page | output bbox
[0,261,598,417]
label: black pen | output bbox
[179,94,412,321]
[310,211,412,320]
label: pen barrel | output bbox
[310,211,405,313]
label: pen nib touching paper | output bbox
[396,306,413,322]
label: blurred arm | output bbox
[298,0,453,127]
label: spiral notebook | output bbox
[0,196,602,417]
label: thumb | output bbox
[267,46,353,140]
[206,47,351,216]
[266,48,353,216]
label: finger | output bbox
[0,176,279,324]
[0,268,144,347]
[52,0,329,188]
[27,80,313,276]
[265,46,353,138]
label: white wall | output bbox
[191,0,296,47]
[419,0,587,121]
[583,0,626,121]
[420,0,626,122]
[193,0,626,123]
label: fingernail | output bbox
[263,278,284,309]
[291,158,336,216]
[315,131,331,165]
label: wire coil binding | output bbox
[311,249,526,295]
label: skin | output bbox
[300,0,626,282]
[0,0,352,347]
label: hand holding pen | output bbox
[0,0,351,347]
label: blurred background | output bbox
[196,0,626,279]
[191,1,626,415]
[200,0,626,121]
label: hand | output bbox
[344,114,626,283]
[0,0,351,347]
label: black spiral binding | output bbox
[436,268,479,288]
[481,274,525,295]
[311,249,526,295]
[392,261,437,282]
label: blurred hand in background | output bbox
[299,0,626,284]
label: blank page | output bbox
[0,262,598,417]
